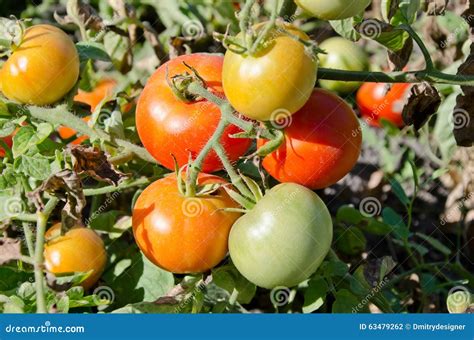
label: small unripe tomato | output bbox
[318,37,369,94]
[132,174,241,274]
[356,82,411,127]
[295,0,372,20]
[223,22,317,121]
[0,24,79,105]
[44,223,107,290]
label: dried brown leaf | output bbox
[0,237,21,265]
[402,83,441,131]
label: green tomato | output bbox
[295,0,372,20]
[229,183,333,289]
[318,37,369,94]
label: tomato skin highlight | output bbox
[44,223,107,290]
[356,82,411,127]
[0,25,79,106]
[136,54,250,172]
[132,174,241,274]
[222,23,317,121]
[58,79,117,144]
[259,88,362,189]
[229,183,333,289]
[295,0,371,20]
[318,37,369,94]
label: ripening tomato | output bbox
[295,0,372,20]
[229,183,333,289]
[136,54,250,172]
[44,223,107,290]
[222,22,317,121]
[0,25,79,106]
[58,79,117,144]
[132,174,241,273]
[318,37,369,94]
[356,82,411,127]
[0,135,13,158]
[258,89,361,189]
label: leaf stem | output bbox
[34,196,59,314]
[83,177,151,196]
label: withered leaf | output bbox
[453,2,474,147]
[27,170,85,229]
[0,237,22,265]
[389,37,413,71]
[402,83,441,131]
[422,0,449,16]
[70,146,127,185]
[54,0,103,32]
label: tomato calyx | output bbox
[166,62,207,103]
[0,16,29,56]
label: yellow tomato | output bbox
[222,22,317,121]
[0,25,79,105]
[44,223,106,290]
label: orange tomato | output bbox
[258,88,361,189]
[132,174,241,273]
[0,25,79,105]
[58,79,116,144]
[0,135,13,158]
[44,223,107,290]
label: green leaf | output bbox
[14,154,51,180]
[322,260,348,278]
[382,207,408,240]
[0,166,18,189]
[359,219,392,235]
[76,41,111,62]
[415,233,452,256]
[329,16,362,41]
[389,177,409,206]
[12,124,53,157]
[335,227,367,256]
[332,289,360,313]
[112,302,178,313]
[303,277,327,313]
[336,205,363,224]
[0,266,33,293]
[107,252,174,307]
[212,263,256,304]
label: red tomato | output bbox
[356,82,411,127]
[132,173,241,273]
[58,79,117,144]
[258,88,361,189]
[136,54,251,172]
[0,135,13,157]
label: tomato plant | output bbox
[258,88,361,189]
[356,82,412,128]
[295,0,372,20]
[0,0,472,316]
[229,183,332,289]
[132,174,241,273]
[44,223,107,290]
[0,24,79,105]
[318,37,369,94]
[136,54,251,172]
[222,22,317,121]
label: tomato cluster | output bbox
[131,19,370,288]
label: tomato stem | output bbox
[34,196,60,314]
[400,24,434,71]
